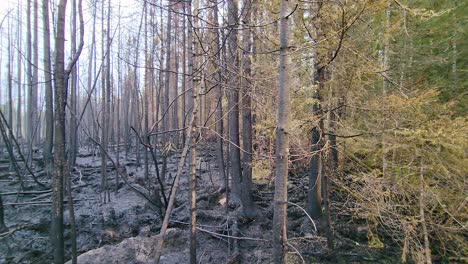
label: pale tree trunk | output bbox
[32,0,39,145]
[69,0,78,168]
[143,3,149,181]
[88,1,97,143]
[116,3,122,191]
[133,4,144,168]
[173,13,179,147]
[211,0,226,190]
[240,0,258,219]
[42,0,54,174]
[227,0,241,201]
[161,1,173,182]
[181,4,187,146]
[16,2,22,141]
[187,1,197,262]
[324,70,335,249]
[273,0,291,262]
[105,0,112,201]
[100,0,108,203]
[26,0,33,161]
[7,15,13,144]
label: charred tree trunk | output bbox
[0,194,6,233]
[52,1,68,261]
[308,90,323,219]
[227,0,241,201]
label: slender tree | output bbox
[211,0,226,190]
[227,0,242,201]
[32,0,39,145]
[273,0,291,262]
[240,0,258,218]
[68,0,79,168]
[0,194,6,233]
[187,1,197,262]
[51,0,84,261]
[42,0,54,174]
[161,0,173,181]
[16,2,22,141]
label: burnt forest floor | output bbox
[0,145,400,263]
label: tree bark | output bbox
[240,0,258,218]
[52,0,68,260]
[0,194,6,233]
[68,0,78,168]
[161,1,173,182]
[273,0,291,262]
[32,0,39,146]
[52,0,84,261]
[211,0,226,190]
[227,0,241,201]
[16,4,22,141]
[308,90,323,219]
[42,0,54,174]
[187,1,197,262]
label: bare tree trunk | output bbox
[187,1,197,261]
[105,0,112,202]
[273,0,291,262]
[42,0,54,174]
[52,1,68,261]
[227,0,241,201]
[51,0,84,262]
[240,0,258,219]
[0,194,6,233]
[381,1,391,177]
[16,3,22,141]
[100,0,108,203]
[324,71,335,249]
[161,1,173,182]
[181,2,187,147]
[143,3,149,182]
[88,1,98,144]
[173,14,180,148]
[68,0,78,169]
[211,0,226,190]
[7,15,14,147]
[308,91,323,218]
[189,77,198,263]
[26,0,34,161]
[32,0,39,145]
[116,3,122,191]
